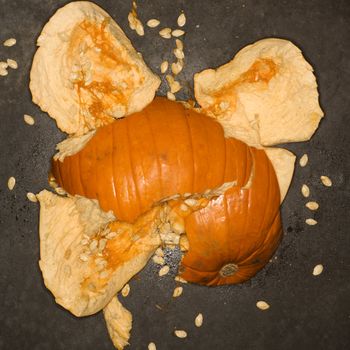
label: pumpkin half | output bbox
[51,97,282,285]
[180,147,281,285]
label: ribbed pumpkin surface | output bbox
[52,97,254,222]
[181,147,282,285]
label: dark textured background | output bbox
[0,0,349,349]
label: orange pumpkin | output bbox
[180,147,281,285]
[52,97,281,285]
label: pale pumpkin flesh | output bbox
[30,1,160,135]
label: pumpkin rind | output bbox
[180,147,281,285]
[52,97,254,223]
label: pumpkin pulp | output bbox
[205,58,278,116]
[67,19,144,129]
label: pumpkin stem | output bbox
[219,263,238,277]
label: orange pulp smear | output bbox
[206,58,278,115]
[102,197,209,271]
[67,19,143,129]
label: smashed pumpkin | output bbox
[30,1,160,135]
[52,97,282,285]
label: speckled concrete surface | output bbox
[0,0,349,349]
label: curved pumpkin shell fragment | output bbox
[103,296,132,350]
[37,190,160,316]
[180,148,282,285]
[30,1,160,135]
[264,147,296,202]
[194,37,324,147]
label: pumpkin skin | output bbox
[52,97,282,285]
[52,97,254,222]
[180,147,282,285]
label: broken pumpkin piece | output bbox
[51,97,256,223]
[180,147,282,285]
[194,38,323,147]
[264,147,296,202]
[53,130,96,162]
[103,296,132,350]
[37,190,161,316]
[30,1,160,135]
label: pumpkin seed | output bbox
[175,39,183,50]
[0,68,8,76]
[135,21,144,36]
[180,204,188,211]
[167,91,176,101]
[24,114,35,125]
[173,286,183,297]
[195,313,203,327]
[152,255,165,265]
[3,38,16,47]
[121,283,130,297]
[106,231,117,239]
[299,154,308,167]
[148,342,157,350]
[159,27,172,39]
[55,187,66,195]
[172,29,185,37]
[98,238,107,252]
[256,301,270,310]
[306,218,317,226]
[79,254,89,262]
[174,330,187,338]
[80,238,89,245]
[147,19,160,28]
[175,275,187,283]
[128,12,136,30]
[27,192,37,202]
[171,61,183,75]
[312,264,324,276]
[7,58,18,69]
[184,198,198,207]
[166,74,174,84]
[89,239,98,251]
[174,48,184,59]
[155,247,164,257]
[301,184,310,198]
[177,13,186,27]
[320,175,332,187]
[305,201,319,210]
[7,176,16,190]
[159,265,170,276]
[219,101,230,111]
[170,80,181,94]
[160,60,168,74]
